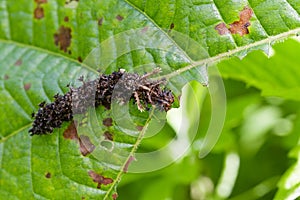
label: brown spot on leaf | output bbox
[168,23,175,33]
[45,172,51,178]
[239,7,253,23]
[64,123,95,156]
[68,50,72,54]
[4,74,9,80]
[64,16,69,22]
[54,26,72,52]
[63,121,78,140]
[112,193,118,200]
[98,18,103,26]
[104,131,113,141]
[78,56,83,62]
[215,23,230,35]
[88,170,113,189]
[24,83,31,91]
[35,0,47,3]
[170,23,175,30]
[14,59,22,66]
[215,6,253,36]
[79,135,95,156]
[141,26,149,33]
[34,6,44,19]
[103,118,113,127]
[136,125,143,131]
[116,15,124,21]
[123,156,135,173]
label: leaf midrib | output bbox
[125,0,300,81]
[162,28,300,80]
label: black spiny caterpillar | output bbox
[29,68,174,136]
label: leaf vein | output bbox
[211,0,239,47]
[246,0,270,37]
[162,27,300,80]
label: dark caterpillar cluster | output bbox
[29,69,174,136]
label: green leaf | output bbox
[274,115,300,200]
[1,0,300,199]
[275,145,300,200]
[219,39,300,101]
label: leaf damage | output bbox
[65,0,79,8]
[88,170,113,189]
[34,7,44,19]
[215,6,253,36]
[168,23,175,33]
[54,26,72,53]
[24,83,31,91]
[98,18,104,26]
[34,0,47,20]
[104,131,114,141]
[14,59,22,66]
[116,15,124,21]
[63,121,78,140]
[63,122,95,156]
[79,135,95,156]
[45,172,51,178]
[103,118,113,127]
[123,155,135,173]
[112,193,118,200]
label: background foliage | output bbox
[1,0,300,199]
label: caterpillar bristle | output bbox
[29,69,174,136]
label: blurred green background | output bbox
[117,39,300,200]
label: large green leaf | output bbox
[1,0,300,199]
[219,39,300,101]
